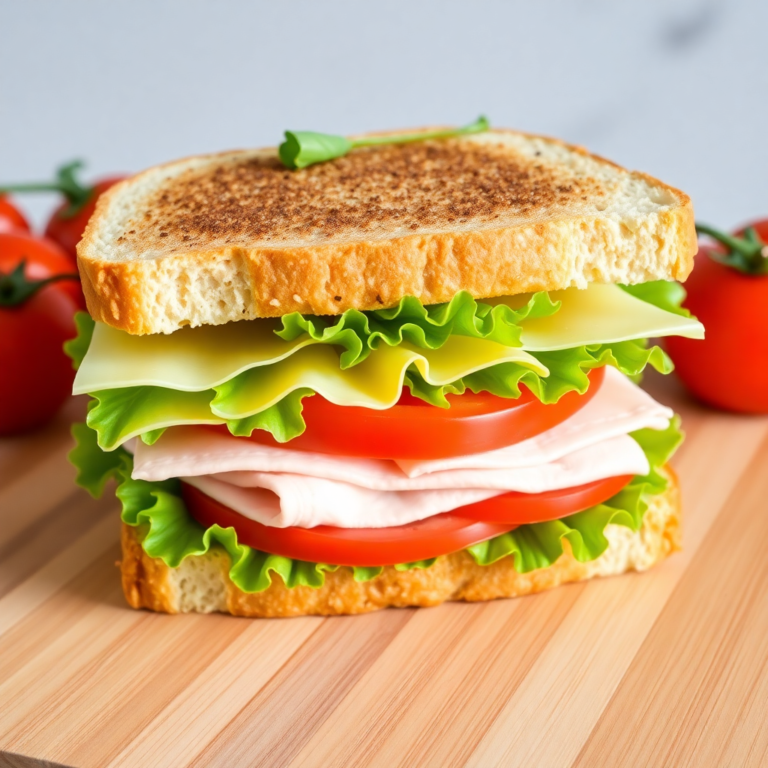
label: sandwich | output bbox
[67,124,704,617]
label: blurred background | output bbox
[2,0,766,228]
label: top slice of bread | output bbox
[78,128,696,335]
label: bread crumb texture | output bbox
[79,130,696,335]
[120,467,681,617]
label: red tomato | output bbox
[0,196,30,233]
[237,366,606,460]
[0,231,84,310]
[182,483,515,566]
[0,286,77,435]
[734,218,768,243]
[181,472,630,566]
[452,474,632,524]
[665,229,768,413]
[44,177,125,262]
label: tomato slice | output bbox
[237,365,606,460]
[181,467,630,567]
[453,474,632,525]
[182,483,514,566]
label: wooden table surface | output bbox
[1,371,768,768]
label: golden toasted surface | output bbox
[80,129,696,335]
[120,468,680,618]
[119,139,609,253]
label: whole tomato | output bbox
[0,161,126,262]
[665,221,768,413]
[0,231,85,310]
[0,259,79,435]
[0,195,30,233]
[734,219,768,243]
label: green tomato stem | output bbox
[696,222,768,275]
[0,260,80,307]
[0,160,94,219]
[0,182,64,193]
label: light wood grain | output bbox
[1,375,767,768]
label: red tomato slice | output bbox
[453,474,632,525]
[182,483,515,567]
[238,365,606,460]
[181,469,630,567]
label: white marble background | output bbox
[1,0,766,228]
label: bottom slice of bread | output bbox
[121,468,680,617]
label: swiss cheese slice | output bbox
[93,340,545,449]
[212,338,546,418]
[74,283,703,396]
[513,284,704,350]
[74,315,309,394]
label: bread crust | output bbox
[120,468,681,617]
[78,129,696,335]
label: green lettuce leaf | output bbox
[70,421,130,496]
[276,290,561,367]
[86,387,220,451]
[140,428,167,446]
[226,387,315,440]
[67,291,560,450]
[66,291,559,380]
[63,312,96,370]
[407,338,672,407]
[466,418,682,568]
[82,336,671,450]
[69,418,681,593]
[69,285,675,450]
[134,389,315,446]
[620,280,691,318]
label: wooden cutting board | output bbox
[1,371,768,768]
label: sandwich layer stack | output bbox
[69,128,703,616]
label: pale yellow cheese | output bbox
[97,340,546,448]
[514,284,704,350]
[74,316,307,394]
[211,338,547,419]
[74,284,704,396]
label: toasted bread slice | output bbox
[120,468,680,617]
[79,129,695,335]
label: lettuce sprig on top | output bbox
[70,418,682,593]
